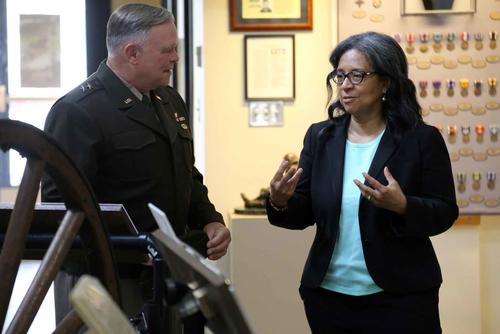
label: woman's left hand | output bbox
[353,166,407,215]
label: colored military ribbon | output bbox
[475,124,485,143]
[447,79,455,97]
[461,125,471,143]
[472,171,481,190]
[447,125,457,143]
[487,171,496,190]
[460,79,469,97]
[446,32,455,50]
[419,80,428,97]
[460,31,470,50]
[432,32,442,52]
[432,80,441,97]
[474,32,484,50]
[405,33,415,53]
[490,124,499,141]
[456,172,466,193]
[473,80,482,96]
[489,31,498,49]
[488,77,497,95]
[419,33,429,52]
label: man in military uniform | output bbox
[41,3,230,329]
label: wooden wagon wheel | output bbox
[0,119,120,333]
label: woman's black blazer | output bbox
[267,114,458,294]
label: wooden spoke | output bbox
[0,120,120,333]
[0,158,45,327]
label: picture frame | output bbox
[248,101,284,127]
[244,35,295,101]
[401,0,476,15]
[230,0,312,31]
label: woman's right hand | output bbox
[269,160,303,207]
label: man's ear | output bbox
[123,43,141,64]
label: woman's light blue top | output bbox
[321,130,385,296]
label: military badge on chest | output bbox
[174,112,189,130]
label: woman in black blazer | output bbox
[267,32,458,333]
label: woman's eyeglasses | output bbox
[331,70,377,85]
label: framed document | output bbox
[244,35,295,100]
[230,0,312,31]
[401,0,476,15]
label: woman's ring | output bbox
[367,194,372,201]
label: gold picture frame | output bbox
[230,0,312,31]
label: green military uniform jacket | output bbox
[42,61,223,254]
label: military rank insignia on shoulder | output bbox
[74,78,103,101]
[79,78,101,92]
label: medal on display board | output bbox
[393,33,402,43]
[473,80,482,96]
[419,80,428,97]
[489,124,499,141]
[472,171,481,191]
[432,80,441,97]
[456,172,466,193]
[460,79,469,97]
[474,32,484,50]
[406,33,415,53]
[419,33,429,53]
[487,172,496,190]
[447,79,455,97]
[447,125,457,143]
[461,126,471,143]
[446,32,455,51]
[488,77,497,96]
[432,33,442,52]
[489,31,497,49]
[475,124,485,143]
[460,32,470,50]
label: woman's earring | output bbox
[382,92,387,101]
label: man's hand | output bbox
[203,222,231,260]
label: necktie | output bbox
[142,94,152,108]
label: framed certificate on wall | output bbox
[244,35,295,100]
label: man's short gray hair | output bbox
[106,3,174,56]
